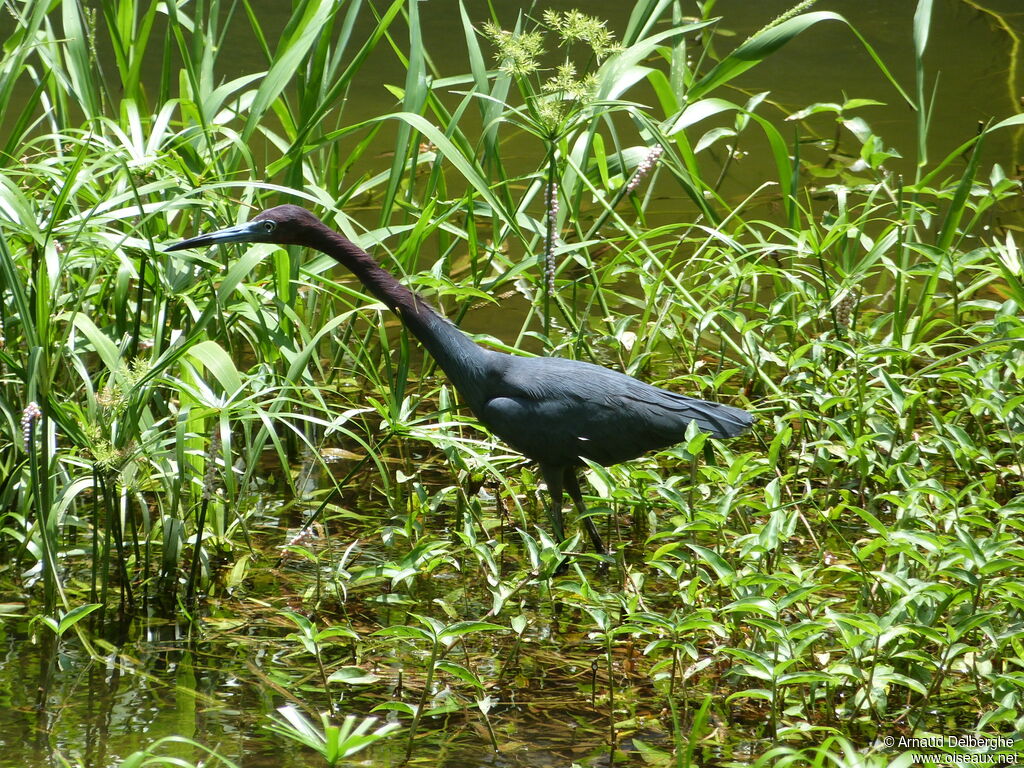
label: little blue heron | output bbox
[167,205,753,553]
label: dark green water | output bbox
[1,1,1022,766]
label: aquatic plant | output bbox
[0,0,1021,765]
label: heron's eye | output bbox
[262,220,276,233]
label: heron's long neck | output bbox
[312,226,490,406]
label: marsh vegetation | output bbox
[0,0,1023,766]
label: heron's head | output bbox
[166,204,326,251]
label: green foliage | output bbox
[265,707,399,766]
[0,0,1022,765]
[118,736,242,768]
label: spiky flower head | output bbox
[482,22,544,77]
[92,440,124,472]
[542,9,621,59]
[535,98,568,128]
[541,63,600,101]
[97,384,122,411]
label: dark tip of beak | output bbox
[165,234,216,252]
[164,220,265,252]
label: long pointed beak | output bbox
[165,220,266,252]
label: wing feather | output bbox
[477,356,753,468]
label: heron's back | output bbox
[476,355,753,468]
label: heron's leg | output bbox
[564,468,606,554]
[540,464,567,542]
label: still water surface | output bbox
[1,1,1022,766]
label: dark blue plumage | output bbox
[478,355,751,466]
[168,205,754,552]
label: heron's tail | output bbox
[691,399,754,438]
[655,391,754,439]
